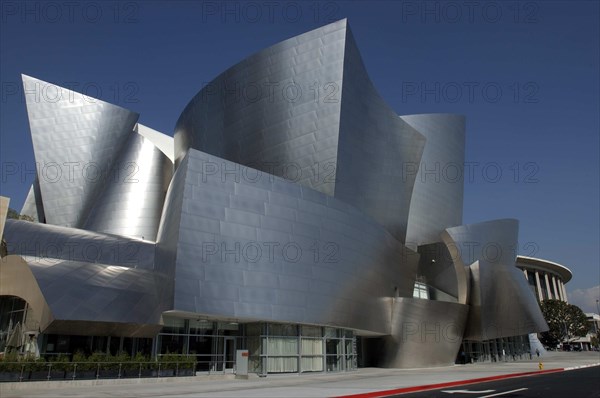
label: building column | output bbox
[534,271,543,302]
[558,278,565,301]
[551,276,560,301]
[544,273,553,299]
[561,282,569,303]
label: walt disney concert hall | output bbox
[0,19,548,373]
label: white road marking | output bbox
[478,387,528,397]
[564,362,600,371]
[441,390,495,394]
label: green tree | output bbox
[539,299,588,348]
[6,208,34,222]
[6,208,20,220]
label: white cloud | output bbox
[568,285,600,313]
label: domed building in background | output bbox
[516,255,571,303]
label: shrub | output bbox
[0,352,22,372]
[48,355,71,372]
[72,351,95,371]
[158,353,195,370]
[132,352,151,370]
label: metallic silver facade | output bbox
[382,298,469,368]
[1,20,554,369]
[174,19,426,243]
[3,220,168,337]
[83,131,173,241]
[402,114,465,248]
[20,178,45,222]
[416,242,468,304]
[22,75,174,241]
[444,219,548,340]
[23,74,139,229]
[334,29,426,243]
[174,20,347,195]
[157,149,418,335]
[4,218,156,268]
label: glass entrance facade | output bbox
[156,318,241,372]
[0,296,30,353]
[156,317,357,374]
[460,335,531,363]
[246,323,357,374]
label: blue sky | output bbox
[0,1,598,310]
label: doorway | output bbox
[224,336,236,372]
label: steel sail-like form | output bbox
[1,19,551,370]
[174,19,426,243]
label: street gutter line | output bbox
[333,369,562,398]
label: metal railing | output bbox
[0,361,197,382]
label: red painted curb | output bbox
[332,368,565,398]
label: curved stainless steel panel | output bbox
[0,197,8,242]
[156,149,419,335]
[22,75,139,229]
[153,154,191,309]
[83,131,173,241]
[334,30,426,243]
[136,123,175,163]
[402,114,465,248]
[174,20,347,195]
[381,298,468,368]
[21,184,37,220]
[444,219,519,267]
[174,20,426,243]
[20,179,45,222]
[444,219,548,340]
[4,219,156,269]
[416,242,460,302]
[2,222,167,337]
[19,255,165,336]
[0,255,54,332]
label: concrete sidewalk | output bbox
[1,351,599,398]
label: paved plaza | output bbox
[2,351,598,398]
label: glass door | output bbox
[224,336,236,372]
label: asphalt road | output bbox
[389,366,600,398]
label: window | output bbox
[413,282,429,299]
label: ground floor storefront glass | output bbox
[0,296,30,353]
[245,323,357,374]
[460,335,531,363]
[1,301,358,375]
[155,317,357,374]
[37,335,153,358]
[156,318,241,372]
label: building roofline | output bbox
[516,255,573,283]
